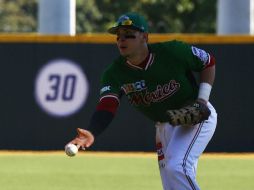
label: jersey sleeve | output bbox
[99,68,122,103]
[170,40,212,72]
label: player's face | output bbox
[116,28,147,57]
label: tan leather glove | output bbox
[166,101,211,127]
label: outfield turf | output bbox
[0,152,253,190]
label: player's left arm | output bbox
[166,44,216,126]
[198,54,216,104]
[166,55,215,126]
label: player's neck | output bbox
[126,46,149,66]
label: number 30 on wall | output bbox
[46,74,77,101]
[35,59,89,117]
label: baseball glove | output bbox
[166,101,211,127]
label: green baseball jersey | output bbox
[99,40,210,122]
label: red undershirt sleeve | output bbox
[96,97,119,114]
[204,54,215,69]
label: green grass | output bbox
[198,155,254,190]
[0,152,253,190]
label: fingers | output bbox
[65,128,95,151]
[76,128,95,147]
[68,138,86,149]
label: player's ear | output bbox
[143,32,148,43]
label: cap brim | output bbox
[108,25,144,34]
[107,26,119,34]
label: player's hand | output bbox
[196,98,207,105]
[66,128,95,150]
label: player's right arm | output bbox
[67,96,119,150]
[67,67,122,150]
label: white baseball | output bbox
[65,144,78,157]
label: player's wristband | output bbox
[198,83,212,102]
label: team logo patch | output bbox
[121,80,146,94]
[191,46,209,64]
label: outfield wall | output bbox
[0,34,253,152]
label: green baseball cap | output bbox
[108,12,148,34]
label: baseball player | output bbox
[66,12,217,190]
